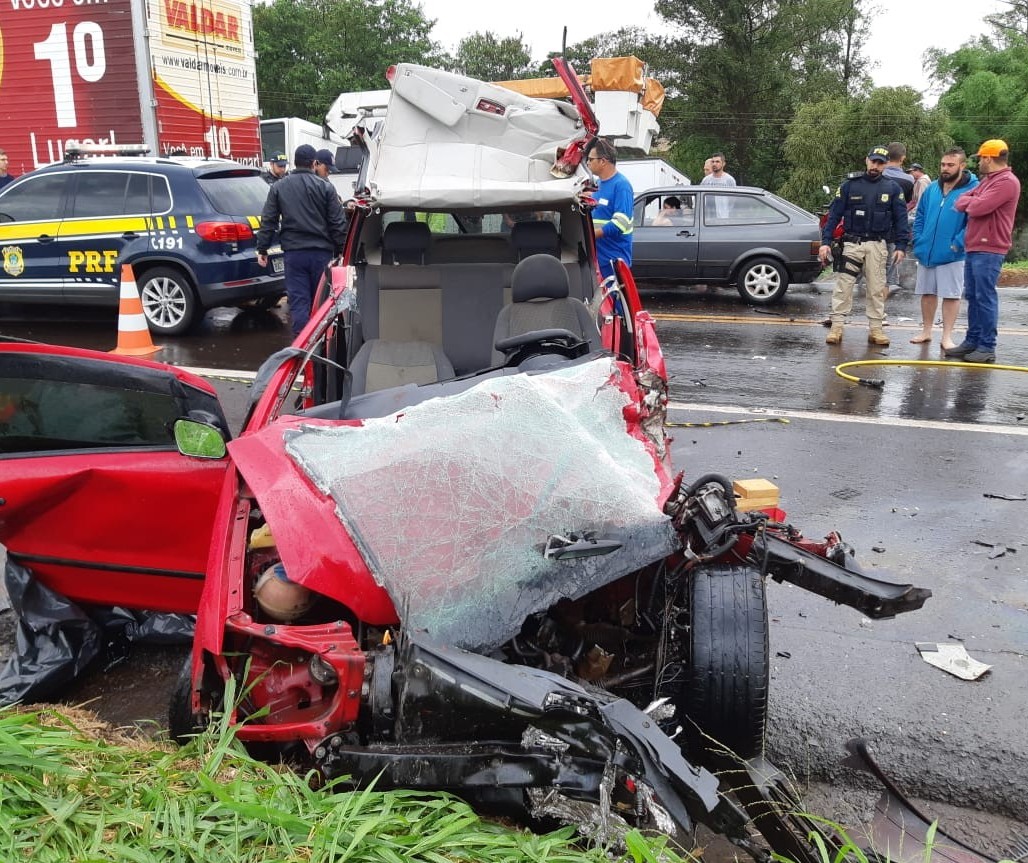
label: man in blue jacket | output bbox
[910,147,978,350]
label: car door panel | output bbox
[631,192,698,279]
[0,174,71,300]
[0,344,230,613]
[60,171,155,303]
[698,193,789,279]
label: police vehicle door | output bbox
[0,173,71,301]
[59,171,156,302]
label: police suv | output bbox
[0,145,284,335]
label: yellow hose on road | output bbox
[835,358,1028,388]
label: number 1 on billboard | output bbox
[34,21,108,129]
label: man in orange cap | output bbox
[946,139,1021,363]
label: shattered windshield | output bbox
[283,357,678,651]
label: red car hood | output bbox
[230,357,679,650]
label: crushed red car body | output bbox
[0,62,944,861]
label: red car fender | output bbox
[226,418,398,624]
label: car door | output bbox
[0,172,72,301]
[0,344,231,614]
[60,170,157,303]
[630,191,699,279]
[697,192,790,279]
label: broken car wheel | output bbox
[679,563,769,760]
[168,654,212,743]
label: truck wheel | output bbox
[138,266,199,335]
[678,563,769,759]
[735,257,789,305]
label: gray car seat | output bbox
[510,220,560,260]
[350,339,454,395]
[491,254,600,365]
[382,221,432,264]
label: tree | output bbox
[254,0,442,121]
[929,38,1028,217]
[651,0,873,189]
[451,32,533,81]
[984,0,1028,42]
[779,88,951,210]
[537,26,659,76]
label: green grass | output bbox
[1002,260,1028,272]
[0,704,693,863]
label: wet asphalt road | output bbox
[1,276,1027,842]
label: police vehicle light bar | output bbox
[64,142,151,161]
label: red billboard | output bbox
[0,0,261,176]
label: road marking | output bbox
[668,400,1028,436]
[180,365,257,382]
[652,312,1028,336]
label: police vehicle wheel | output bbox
[678,563,769,760]
[736,257,789,305]
[138,266,199,336]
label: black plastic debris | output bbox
[0,559,194,706]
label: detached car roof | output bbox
[365,64,592,210]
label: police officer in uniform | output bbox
[819,145,909,347]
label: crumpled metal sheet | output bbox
[0,558,194,706]
[368,64,590,209]
[284,357,679,652]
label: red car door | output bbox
[0,344,230,614]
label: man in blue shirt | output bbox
[587,138,634,280]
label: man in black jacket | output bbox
[256,144,348,335]
[817,145,909,347]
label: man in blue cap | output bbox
[261,152,289,185]
[313,148,335,180]
[817,145,909,347]
[256,144,349,335]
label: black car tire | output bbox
[137,265,200,335]
[168,654,209,744]
[735,257,789,305]
[679,563,769,760]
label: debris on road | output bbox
[916,642,991,680]
[982,492,1027,501]
[972,539,1018,559]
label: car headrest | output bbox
[512,254,570,303]
[510,220,560,260]
[382,221,431,264]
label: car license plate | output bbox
[271,256,284,274]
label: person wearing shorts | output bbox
[910,148,978,349]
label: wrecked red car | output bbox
[1,63,933,857]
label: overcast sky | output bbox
[417,0,1004,97]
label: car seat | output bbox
[382,221,432,264]
[349,339,454,395]
[491,254,600,365]
[510,220,560,261]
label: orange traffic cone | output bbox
[111,264,161,356]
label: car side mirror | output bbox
[173,418,228,459]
